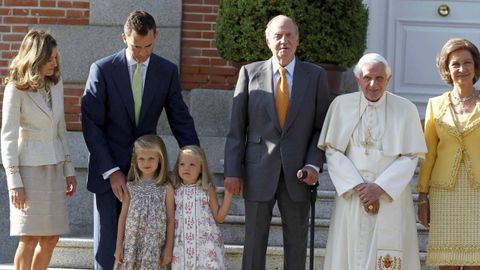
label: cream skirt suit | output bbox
[1,80,75,235]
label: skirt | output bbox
[9,163,69,236]
[427,163,480,266]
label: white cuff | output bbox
[103,167,120,179]
[305,164,320,174]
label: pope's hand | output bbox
[354,182,385,206]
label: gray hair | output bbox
[353,53,392,79]
[265,15,299,38]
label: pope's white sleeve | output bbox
[375,155,418,201]
[326,147,364,197]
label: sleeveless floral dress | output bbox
[115,181,168,270]
[172,184,226,270]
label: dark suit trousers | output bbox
[242,174,310,270]
[93,191,121,270]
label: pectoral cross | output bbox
[361,137,373,155]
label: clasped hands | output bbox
[353,182,385,215]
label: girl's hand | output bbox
[224,177,243,195]
[66,176,77,197]
[224,188,234,198]
[114,247,124,266]
[9,187,26,210]
[160,250,172,266]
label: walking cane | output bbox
[298,170,319,270]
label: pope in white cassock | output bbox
[318,53,427,270]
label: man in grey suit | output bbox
[224,15,330,269]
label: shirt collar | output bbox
[272,57,296,76]
[360,90,387,109]
[125,51,150,68]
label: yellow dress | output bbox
[427,109,480,266]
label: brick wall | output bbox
[0,0,237,131]
[180,0,238,90]
[0,0,89,130]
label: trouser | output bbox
[93,191,121,270]
[242,175,310,270]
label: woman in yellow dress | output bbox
[417,38,480,270]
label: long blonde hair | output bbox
[172,145,214,191]
[127,135,169,186]
[6,29,61,90]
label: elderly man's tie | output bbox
[132,62,143,125]
[276,67,289,128]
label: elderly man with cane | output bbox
[224,14,330,270]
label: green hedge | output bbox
[215,0,368,68]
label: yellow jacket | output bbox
[417,92,480,192]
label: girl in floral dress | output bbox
[114,135,175,270]
[169,145,233,269]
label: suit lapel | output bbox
[26,90,52,118]
[435,96,462,138]
[112,50,136,126]
[460,97,480,135]
[283,61,308,131]
[260,60,281,132]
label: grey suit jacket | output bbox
[224,59,330,202]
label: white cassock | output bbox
[318,91,427,270]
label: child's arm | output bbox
[209,186,233,223]
[114,192,130,265]
[160,184,175,266]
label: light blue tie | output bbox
[132,63,143,124]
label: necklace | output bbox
[181,182,197,187]
[451,89,477,102]
[361,127,383,155]
[360,132,374,155]
[450,89,478,115]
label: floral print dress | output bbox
[116,181,167,270]
[172,184,226,270]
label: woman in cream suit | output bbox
[1,30,76,270]
[418,38,480,269]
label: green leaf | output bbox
[215,0,369,67]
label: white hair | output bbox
[265,15,299,38]
[353,53,392,79]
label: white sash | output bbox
[182,186,197,269]
[346,146,403,270]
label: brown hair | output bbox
[6,29,60,90]
[124,10,156,37]
[437,38,480,85]
[171,145,214,191]
[127,135,169,186]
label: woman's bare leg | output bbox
[31,235,59,270]
[14,236,39,270]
